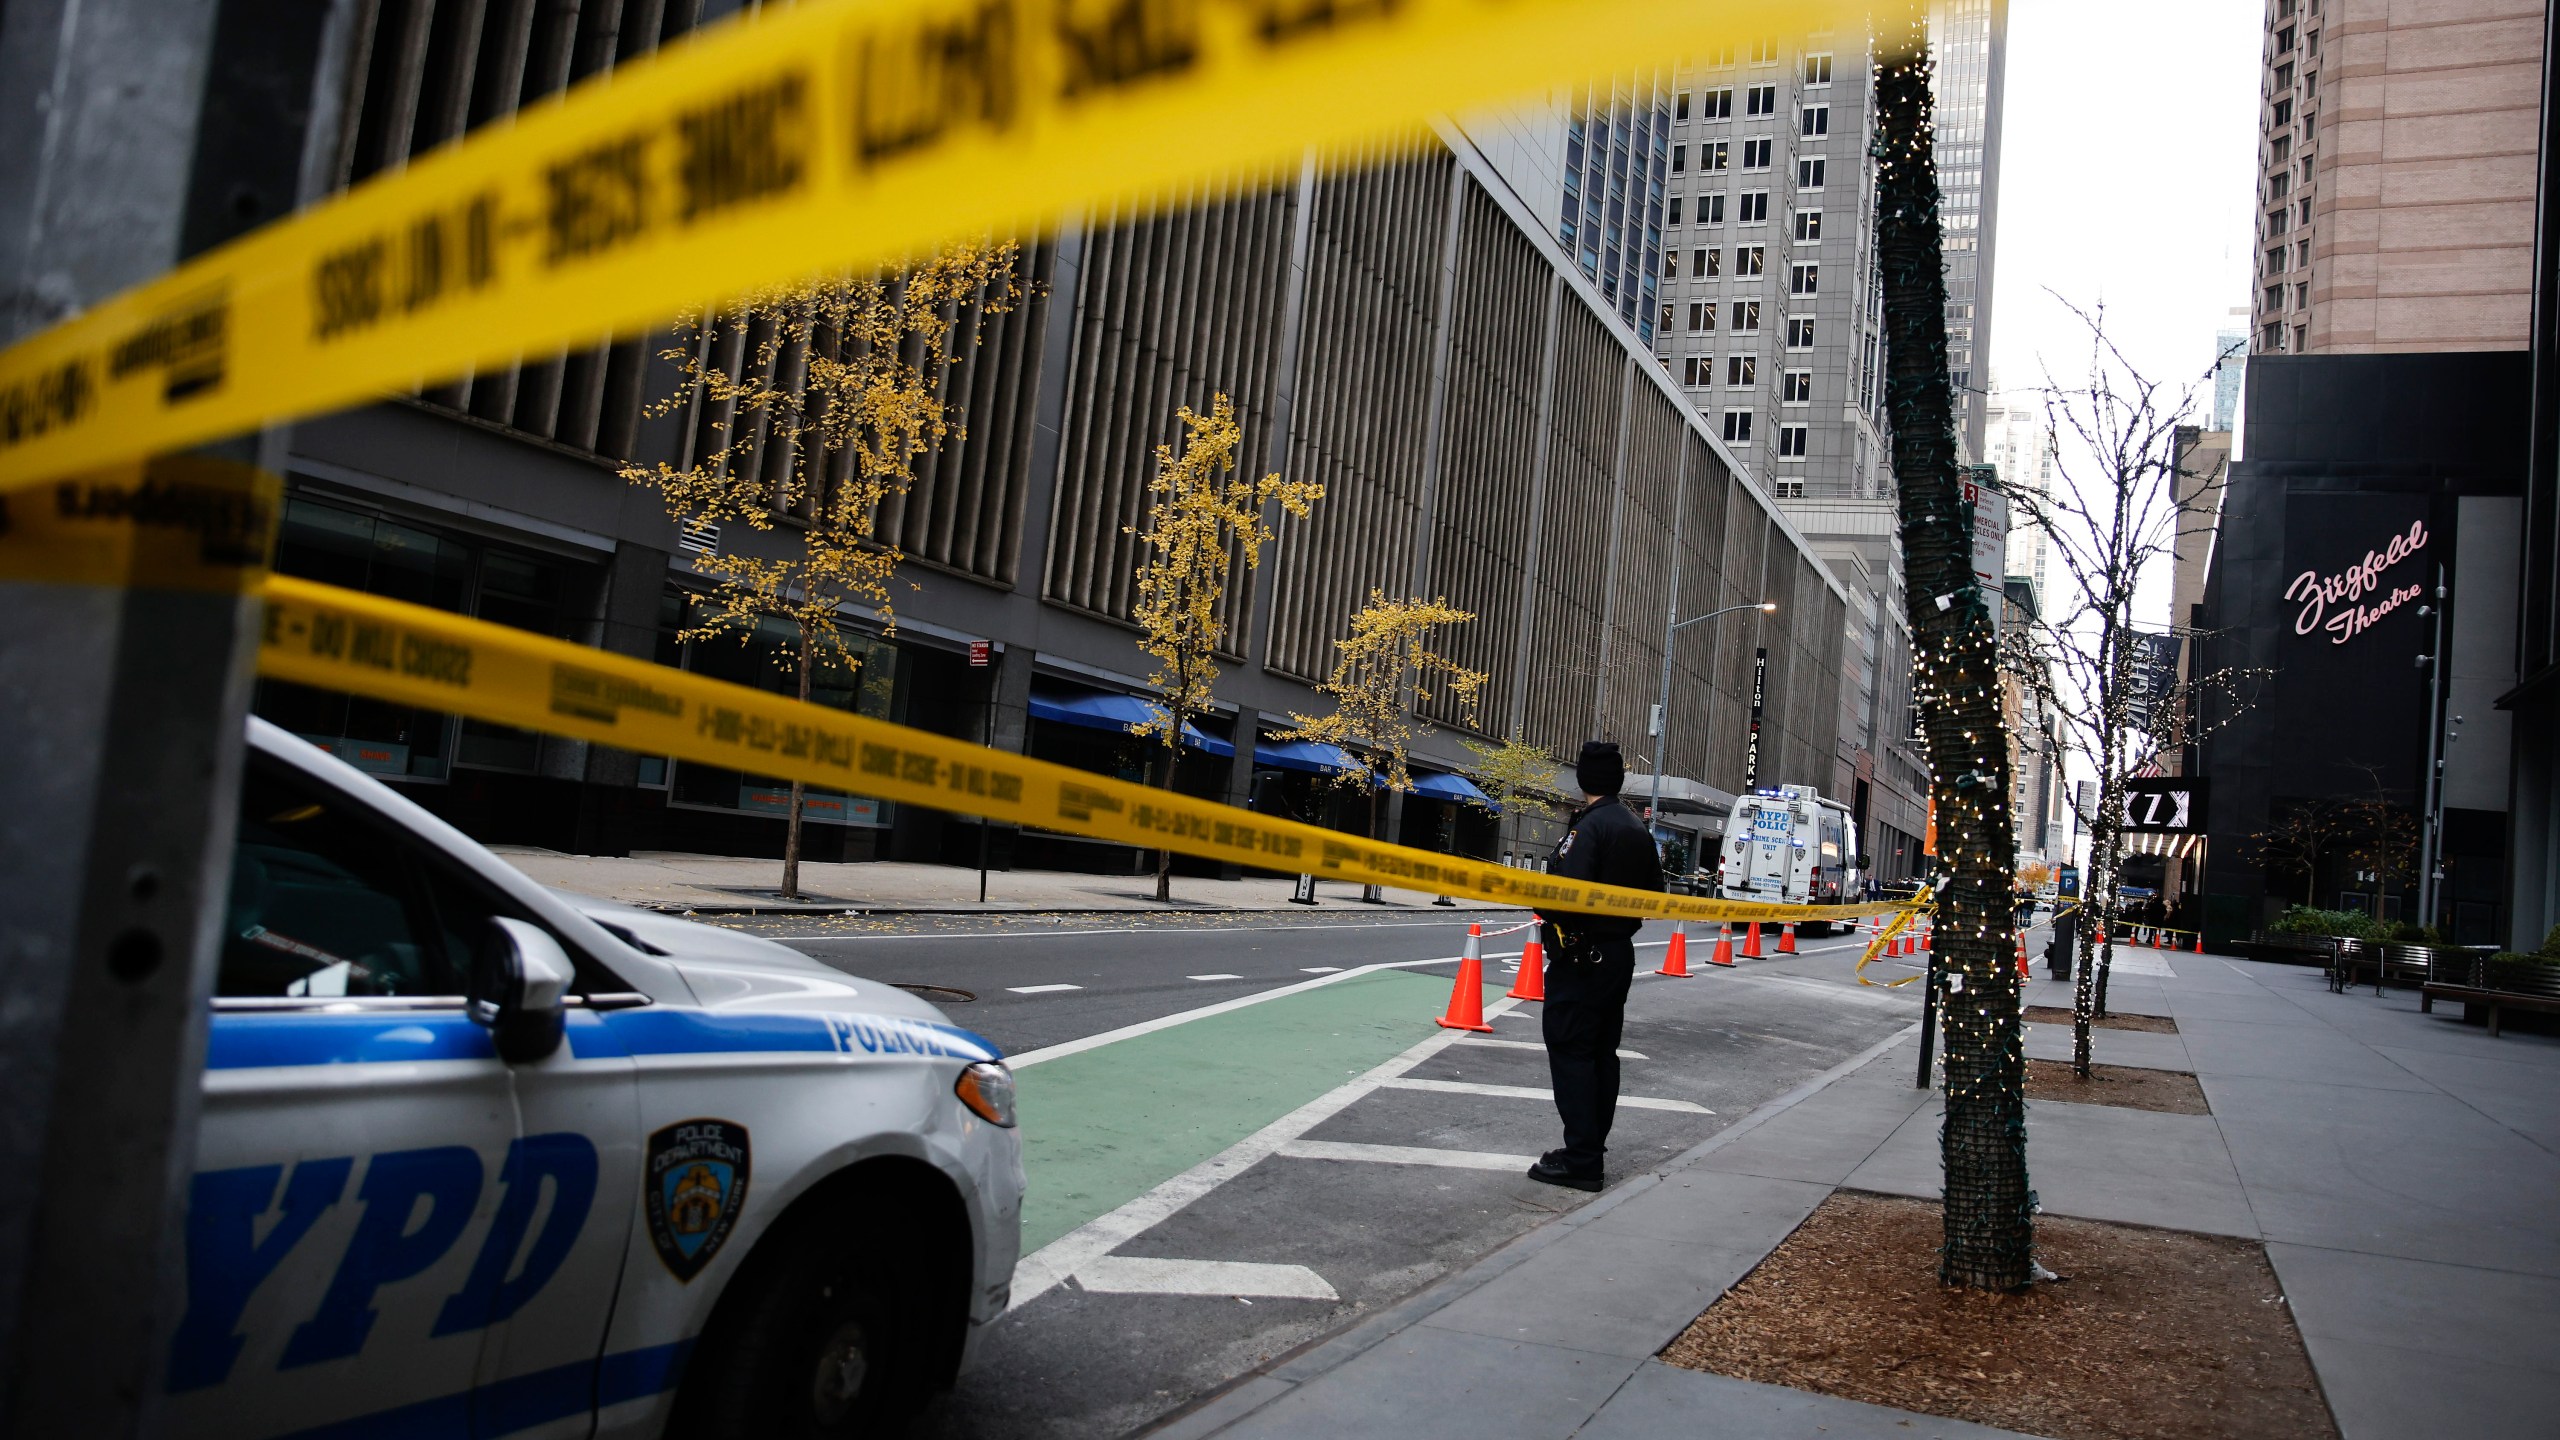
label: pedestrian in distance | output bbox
[1527,741,1665,1193]
[2045,902,2078,983]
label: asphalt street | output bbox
[747,909,1944,1439]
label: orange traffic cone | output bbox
[1434,923,1495,1032]
[1777,923,1798,955]
[1657,922,1693,978]
[1918,921,1932,953]
[1742,921,1764,958]
[2152,928,2163,949]
[2192,932,2205,955]
[1709,924,1737,967]
[1507,931,1547,1002]
[2015,933,2031,980]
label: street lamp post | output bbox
[1647,600,1779,865]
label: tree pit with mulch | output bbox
[1663,1192,2334,1440]
[2025,1059,2211,1115]
[2026,1004,2179,1034]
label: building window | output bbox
[2267,207,2289,235]
[1772,478,1805,498]
[2270,134,2292,165]
[1789,262,1818,295]
[1742,137,1772,169]
[1738,192,1769,224]
[1736,245,1765,276]
[1664,249,1679,277]
[1667,196,1683,226]
[1682,356,1712,386]
[2274,61,2293,90]
[1801,105,1829,137]
[1730,300,1761,332]
[2265,244,2287,274]
[2262,320,2282,350]
[1746,84,1778,117]
[2295,282,2310,308]
[1723,409,1754,443]
[1786,315,1815,348]
[2268,171,2290,200]
[1782,370,1812,403]
[2263,282,2283,311]
[1675,91,1691,121]
[1672,144,1687,174]
[2297,238,2311,265]
[1797,157,1826,188]
[1700,140,1729,173]
[1661,304,1675,333]
[1698,88,1732,120]
[1687,301,1715,332]
[1793,210,1822,242]
[1748,37,1776,64]
[1728,353,1757,385]
[2294,323,2306,350]
[1803,53,1833,86]
[2272,97,2292,126]
[1697,246,1720,276]
[1697,193,1726,224]
[2298,198,2311,224]
[1777,423,1809,457]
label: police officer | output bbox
[1528,741,1664,1193]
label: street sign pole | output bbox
[971,641,992,903]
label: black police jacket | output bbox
[1537,795,1664,946]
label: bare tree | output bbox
[2000,300,2267,1070]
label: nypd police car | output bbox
[177,718,1024,1437]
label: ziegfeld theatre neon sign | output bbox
[2286,520,2429,645]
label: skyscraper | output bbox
[1930,0,2007,465]
[2213,308,2249,430]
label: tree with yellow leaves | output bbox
[1128,394,1323,902]
[1461,730,1562,867]
[622,243,1025,899]
[1282,594,1488,901]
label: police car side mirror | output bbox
[471,917,571,1064]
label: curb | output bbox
[1134,1020,1926,1439]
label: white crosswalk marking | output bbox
[1186,973,1244,981]
[1276,1139,1538,1171]
[1006,983,1083,995]
[1377,1076,1711,1113]
[1299,966,1343,974]
[1073,1257,1337,1301]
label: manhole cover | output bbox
[890,983,977,1004]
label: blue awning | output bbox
[1411,772,1495,811]
[1254,739,1363,776]
[1029,690,1235,757]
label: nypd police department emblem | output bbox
[645,1118,751,1281]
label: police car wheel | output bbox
[677,1237,909,1437]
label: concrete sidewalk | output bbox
[487,847,1525,915]
[1147,951,2560,1440]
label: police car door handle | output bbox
[471,918,572,1064]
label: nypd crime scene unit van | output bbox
[1715,784,1863,933]
[180,719,1026,1438]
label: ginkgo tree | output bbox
[1128,394,1324,902]
[622,243,1024,900]
[1283,594,1487,902]
[1461,730,1562,867]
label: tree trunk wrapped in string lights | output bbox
[1873,13,2032,1292]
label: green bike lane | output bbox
[1011,967,1460,1254]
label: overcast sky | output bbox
[1988,0,2261,427]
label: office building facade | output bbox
[225,0,1856,876]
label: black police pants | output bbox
[1541,937,1636,1176]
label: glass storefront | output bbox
[255,492,587,782]
[666,605,896,829]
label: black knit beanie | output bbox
[1575,740,1624,797]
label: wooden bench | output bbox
[2247,931,2337,970]
[2333,942,2457,995]
[2422,955,2560,1038]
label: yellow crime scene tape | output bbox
[258,574,1905,927]
[0,0,1866,489]
[1854,903,1928,987]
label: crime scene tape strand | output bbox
[257,574,1902,927]
[0,0,1863,488]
